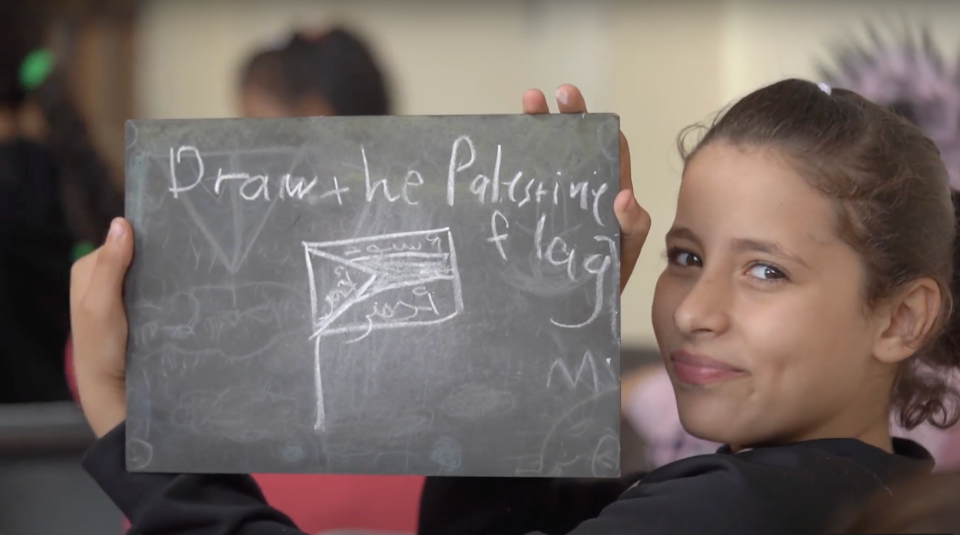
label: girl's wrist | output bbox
[77,379,126,438]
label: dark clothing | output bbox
[418,439,931,535]
[0,138,72,403]
[83,421,933,535]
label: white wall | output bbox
[132,0,960,346]
[720,0,960,103]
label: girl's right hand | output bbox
[70,217,133,438]
[522,85,650,292]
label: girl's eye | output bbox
[667,248,703,268]
[746,263,786,282]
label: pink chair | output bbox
[65,338,424,534]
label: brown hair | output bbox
[836,471,960,533]
[678,78,960,430]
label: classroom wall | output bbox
[132,0,960,346]
[720,0,960,103]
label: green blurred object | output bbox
[20,49,54,91]
[71,242,95,261]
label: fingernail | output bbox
[556,87,569,106]
[109,219,125,242]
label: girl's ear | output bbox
[873,278,942,364]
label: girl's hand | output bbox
[522,84,650,292]
[70,217,133,438]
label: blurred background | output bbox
[3,0,960,534]
[38,0,960,347]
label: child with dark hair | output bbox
[238,27,392,118]
[0,4,121,403]
[71,77,958,534]
[217,27,407,535]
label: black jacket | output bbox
[83,421,933,535]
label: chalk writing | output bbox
[167,141,604,219]
[547,350,601,393]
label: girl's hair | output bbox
[0,4,122,244]
[678,78,960,430]
[836,471,960,533]
[239,26,392,116]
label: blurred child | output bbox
[1,4,121,403]
[238,27,392,118]
[236,27,423,535]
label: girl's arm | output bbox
[83,419,640,535]
[83,422,304,535]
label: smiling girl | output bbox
[70,79,957,535]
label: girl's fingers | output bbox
[522,89,550,114]
[81,219,134,315]
[614,190,651,293]
[556,84,587,114]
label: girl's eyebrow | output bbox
[733,238,811,269]
[666,227,810,269]
[665,226,701,247]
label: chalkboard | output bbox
[123,114,622,478]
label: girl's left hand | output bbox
[70,218,133,438]
[521,84,651,293]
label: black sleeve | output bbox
[85,423,844,535]
[417,473,644,535]
[418,457,808,535]
[82,422,305,535]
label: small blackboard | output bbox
[123,114,622,478]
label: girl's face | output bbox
[652,142,895,448]
[240,83,333,119]
[240,83,293,118]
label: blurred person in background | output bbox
[0,3,122,404]
[620,25,960,473]
[229,27,419,535]
[239,27,392,118]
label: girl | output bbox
[622,26,960,473]
[71,79,955,534]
